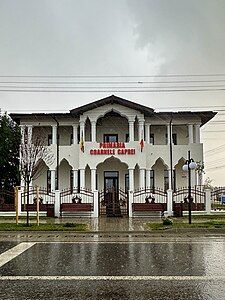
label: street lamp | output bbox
[182,150,197,224]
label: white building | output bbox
[10,95,216,217]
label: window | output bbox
[164,170,176,191]
[48,134,60,145]
[125,134,129,142]
[104,134,118,142]
[70,133,73,145]
[77,170,80,193]
[165,133,177,145]
[150,170,155,190]
[164,170,169,191]
[47,170,51,193]
[173,170,176,191]
[125,174,129,193]
[48,134,52,146]
[150,134,154,145]
[70,170,73,193]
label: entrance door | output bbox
[104,171,121,217]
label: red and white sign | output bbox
[90,142,135,155]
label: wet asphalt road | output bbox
[1,238,225,299]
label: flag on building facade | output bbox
[80,131,84,152]
[140,138,144,152]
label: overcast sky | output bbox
[0,0,225,185]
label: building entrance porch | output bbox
[97,157,129,217]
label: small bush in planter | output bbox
[162,217,173,226]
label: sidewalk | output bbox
[64,217,155,232]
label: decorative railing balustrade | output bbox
[60,188,94,212]
[173,187,205,211]
[21,187,55,211]
[211,187,225,211]
[133,187,167,211]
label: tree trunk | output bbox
[26,178,30,226]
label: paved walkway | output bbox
[58,217,160,232]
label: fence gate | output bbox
[99,188,128,216]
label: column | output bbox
[52,125,57,145]
[167,123,172,145]
[188,124,194,144]
[195,124,200,143]
[129,168,134,191]
[139,168,146,189]
[72,124,78,144]
[146,169,151,188]
[50,170,56,191]
[54,190,60,218]
[79,121,85,142]
[205,189,211,214]
[91,169,96,191]
[168,169,173,190]
[138,120,145,141]
[167,189,173,216]
[145,124,150,144]
[129,121,134,142]
[93,190,99,218]
[80,168,85,189]
[91,121,96,142]
[73,169,78,190]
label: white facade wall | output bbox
[19,101,206,192]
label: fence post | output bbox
[167,189,173,216]
[129,190,133,217]
[205,189,211,214]
[93,190,99,218]
[54,190,60,218]
[18,189,22,216]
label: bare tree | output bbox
[20,127,54,225]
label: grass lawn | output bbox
[0,222,88,231]
[146,215,225,230]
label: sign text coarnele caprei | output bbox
[90,142,135,155]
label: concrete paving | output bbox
[0,217,225,299]
[0,239,225,299]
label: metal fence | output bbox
[21,187,55,211]
[211,187,225,211]
[133,188,167,203]
[173,187,205,211]
[0,189,15,211]
[99,188,128,216]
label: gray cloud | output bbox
[128,0,225,74]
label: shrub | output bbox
[162,217,173,226]
[63,222,76,228]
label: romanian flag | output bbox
[80,131,84,152]
[140,138,144,152]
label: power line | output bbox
[1,73,225,78]
[1,88,225,93]
[2,84,225,89]
[2,79,225,84]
